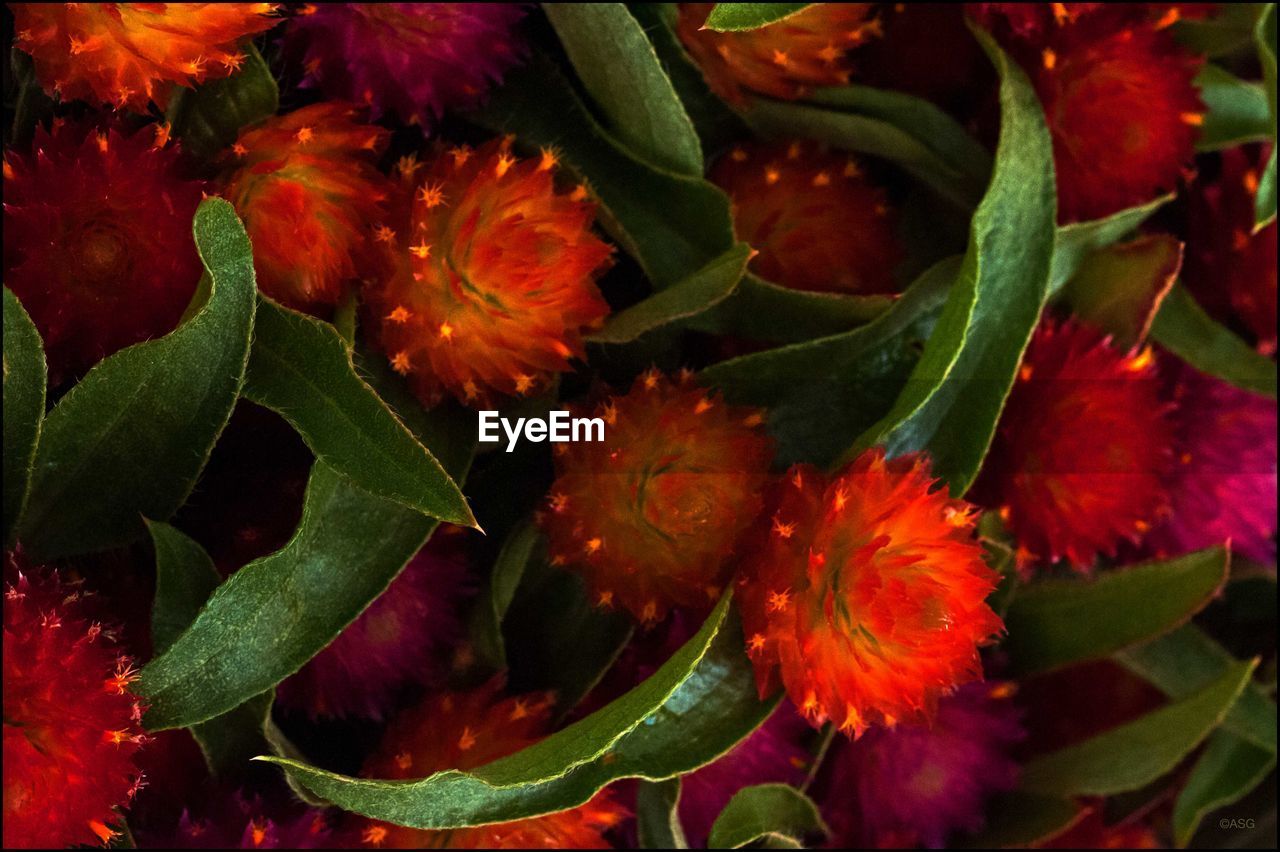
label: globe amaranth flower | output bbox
[275,536,473,719]
[1184,145,1278,355]
[4,569,147,849]
[136,792,331,850]
[3,120,205,384]
[981,5,1204,222]
[678,702,812,847]
[675,3,882,106]
[540,370,774,624]
[737,448,1004,737]
[284,3,527,125]
[364,138,613,406]
[1143,360,1277,564]
[974,317,1175,570]
[817,681,1025,848]
[357,680,626,848]
[219,103,392,311]
[709,140,902,294]
[10,3,278,111]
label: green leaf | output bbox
[165,44,278,161]
[1172,731,1277,847]
[591,244,751,344]
[1151,285,1278,399]
[469,519,540,671]
[848,29,1056,492]
[704,3,811,31]
[956,793,1084,849]
[260,599,778,829]
[1195,64,1273,150]
[1004,547,1229,677]
[806,84,993,190]
[1059,234,1182,347]
[1257,4,1278,227]
[1173,3,1270,58]
[17,198,256,560]
[2,288,46,545]
[701,255,958,467]
[1050,194,1174,292]
[1115,625,1277,753]
[637,778,689,849]
[744,98,986,210]
[706,784,827,849]
[474,52,735,289]
[545,3,702,176]
[242,297,475,528]
[145,519,275,778]
[1019,658,1258,796]
[687,272,892,343]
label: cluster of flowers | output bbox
[3,2,1275,850]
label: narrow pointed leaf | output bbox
[687,272,892,342]
[1050,195,1174,291]
[956,793,1085,849]
[706,784,827,849]
[18,198,256,560]
[1172,731,1276,846]
[1255,3,1277,227]
[2,287,45,544]
[469,519,541,671]
[704,4,812,32]
[1020,658,1258,796]
[1195,64,1273,150]
[637,779,688,849]
[1151,285,1278,399]
[546,3,702,176]
[1059,234,1182,347]
[243,297,475,527]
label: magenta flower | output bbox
[275,541,472,719]
[817,681,1024,848]
[1144,360,1278,564]
[284,3,527,126]
[137,792,331,849]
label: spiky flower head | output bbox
[3,568,147,849]
[818,681,1025,848]
[357,680,626,848]
[710,140,902,294]
[736,449,1004,737]
[284,3,527,126]
[1184,146,1278,355]
[539,370,774,624]
[1143,361,1277,564]
[10,3,277,111]
[219,103,391,311]
[364,138,612,406]
[981,5,1203,222]
[3,120,205,385]
[675,3,882,106]
[678,703,812,847]
[974,317,1174,569]
[276,540,472,719]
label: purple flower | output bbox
[137,792,330,849]
[1144,360,1278,563]
[677,702,812,847]
[275,542,472,719]
[285,3,527,125]
[817,681,1024,849]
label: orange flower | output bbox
[540,371,774,624]
[358,681,626,848]
[11,3,277,110]
[973,318,1174,569]
[220,103,391,311]
[710,140,902,294]
[364,138,612,405]
[675,3,881,105]
[736,449,1003,737]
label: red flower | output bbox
[974,318,1174,569]
[987,7,1204,222]
[220,103,391,311]
[3,568,147,849]
[3,120,205,384]
[540,370,774,624]
[357,680,626,848]
[675,3,882,105]
[364,139,612,406]
[10,3,277,110]
[736,449,1003,737]
[709,140,902,294]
